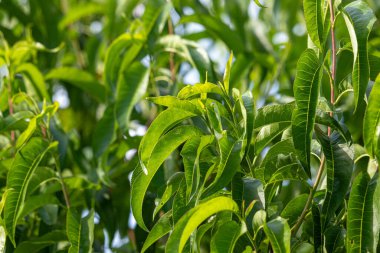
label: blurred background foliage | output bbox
[0,0,379,252]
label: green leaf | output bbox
[343,1,376,111]
[58,2,105,29]
[347,172,378,252]
[14,230,67,253]
[210,220,246,253]
[45,67,106,103]
[324,226,345,253]
[141,211,172,253]
[292,49,322,177]
[103,33,144,93]
[147,96,203,115]
[16,116,37,149]
[0,111,34,132]
[66,209,95,253]
[303,0,324,49]
[153,173,184,218]
[92,105,116,156]
[263,217,291,253]
[138,108,199,167]
[115,62,149,130]
[132,125,202,230]
[255,103,294,130]
[223,53,233,92]
[315,110,352,143]
[281,194,309,227]
[255,123,290,155]
[16,63,50,101]
[4,138,57,245]
[165,196,240,253]
[242,91,255,153]
[253,0,266,8]
[363,74,380,159]
[316,130,353,228]
[19,194,60,220]
[177,82,224,100]
[202,134,243,197]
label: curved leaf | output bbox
[303,0,324,49]
[316,131,354,228]
[4,138,57,245]
[281,194,309,227]
[165,196,239,253]
[210,220,246,253]
[45,67,106,102]
[177,82,224,99]
[139,107,199,166]
[343,1,376,111]
[147,96,203,115]
[132,125,202,230]
[292,49,322,176]
[115,62,149,130]
[141,211,172,253]
[14,230,67,253]
[363,74,380,159]
[263,217,291,253]
[67,209,94,253]
[16,63,50,101]
[255,103,294,130]
[346,172,378,252]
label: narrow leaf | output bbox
[292,49,322,176]
[263,217,291,253]
[343,1,376,111]
[210,220,246,253]
[66,209,95,253]
[303,0,324,49]
[165,196,239,253]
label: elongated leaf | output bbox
[315,110,351,143]
[0,111,33,132]
[324,226,345,253]
[347,172,378,252]
[255,103,294,130]
[147,96,202,114]
[202,134,243,197]
[103,33,144,92]
[141,211,172,253]
[14,230,67,253]
[263,217,291,253]
[210,220,246,253]
[281,194,308,227]
[242,91,255,153]
[4,138,57,245]
[255,123,290,155]
[115,62,149,130]
[153,173,184,218]
[132,125,202,230]
[16,63,50,101]
[177,82,224,99]
[19,194,60,220]
[303,0,324,49]
[292,49,322,176]
[67,209,94,253]
[58,2,104,29]
[363,74,380,159]
[316,131,353,228]
[343,1,376,111]
[138,108,199,167]
[45,67,106,102]
[92,105,115,156]
[165,196,239,253]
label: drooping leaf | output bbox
[66,209,94,253]
[324,226,345,253]
[141,211,172,253]
[138,107,198,166]
[343,1,376,111]
[316,130,354,228]
[4,138,57,245]
[292,49,322,176]
[346,172,378,252]
[115,62,149,130]
[202,134,243,197]
[303,0,324,49]
[315,110,351,143]
[165,196,239,253]
[210,220,246,253]
[363,74,380,160]
[255,123,290,155]
[132,125,202,230]
[14,230,67,253]
[45,67,106,102]
[16,63,50,101]
[263,217,291,253]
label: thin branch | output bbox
[167,17,176,83]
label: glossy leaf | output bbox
[292,49,322,176]
[316,130,353,228]
[66,209,94,253]
[210,220,246,253]
[141,211,172,253]
[4,138,57,245]
[346,172,378,252]
[303,0,324,49]
[132,125,202,230]
[343,1,376,111]
[165,196,239,253]
[363,74,380,159]
[263,217,291,253]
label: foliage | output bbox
[0,0,380,252]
